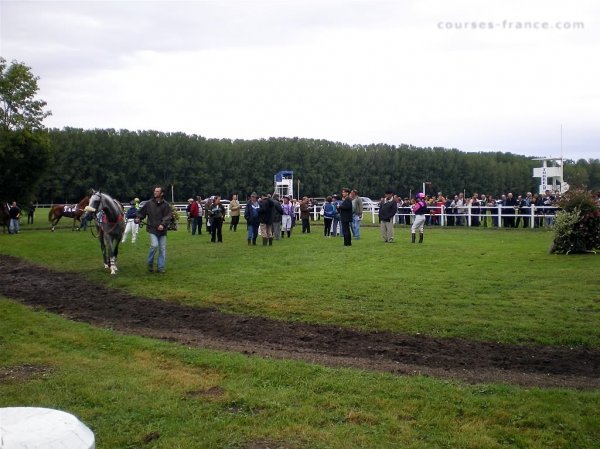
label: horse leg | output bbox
[108,235,118,275]
[99,233,109,269]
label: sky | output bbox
[1,0,598,160]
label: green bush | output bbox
[551,189,600,254]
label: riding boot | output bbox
[282,231,285,238]
[262,237,268,246]
[268,238,273,246]
[248,239,251,246]
[252,237,257,245]
[419,233,423,243]
[411,233,416,243]
[287,231,291,238]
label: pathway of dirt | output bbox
[0,255,598,389]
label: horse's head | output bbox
[84,190,102,214]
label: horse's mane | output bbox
[92,192,123,222]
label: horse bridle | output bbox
[86,193,124,236]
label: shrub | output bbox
[550,189,600,254]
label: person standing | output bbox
[271,193,283,240]
[258,193,276,246]
[27,201,36,225]
[351,189,363,239]
[338,188,353,246]
[330,194,341,237]
[204,196,214,235]
[188,196,202,235]
[300,197,311,233]
[229,194,241,231]
[185,198,193,232]
[411,193,428,243]
[379,189,398,243]
[136,186,172,273]
[280,195,294,238]
[244,192,261,245]
[322,196,336,237]
[122,200,140,243]
[8,201,21,234]
[208,196,225,243]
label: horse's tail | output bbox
[48,207,54,221]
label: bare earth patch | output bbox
[0,255,598,390]
[0,364,53,383]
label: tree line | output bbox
[15,127,598,203]
[1,57,598,204]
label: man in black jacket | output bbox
[338,188,353,246]
[379,189,398,243]
[136,186,172,273]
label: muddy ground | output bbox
[0,254,598,389]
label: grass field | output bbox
[1,215,599,448]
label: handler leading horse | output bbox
[49,196,90,231]
[85,191,125,275]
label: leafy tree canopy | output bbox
[0,57,52,131]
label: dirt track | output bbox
[1,254,598,389]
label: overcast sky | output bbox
[1,0,598,160]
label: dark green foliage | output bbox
[34,128,600,203]
[551,189,600,254]
[0,128,51,202]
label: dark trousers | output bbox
[301,218,310,233]
[191,216,202,235]
[230,215,240,231]
[210,219,223,242]
[323,217,333,236]
[341,221,352,246]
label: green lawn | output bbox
[1,218,599,448]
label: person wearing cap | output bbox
[244,192,261,245]
[338,188,353,246]
[122,199,140,243]
[379,189,398,243]
[280,195,294,238]
[411,193,428,243]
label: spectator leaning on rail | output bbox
[411,193,428,243]
[136,186,172,273]
[378,189,398,243]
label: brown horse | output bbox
[48,196,90,232]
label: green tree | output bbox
[0,57,52,131]
[0,128,51,201]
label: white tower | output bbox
[532,158,569,194]
[274,170,294,198]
